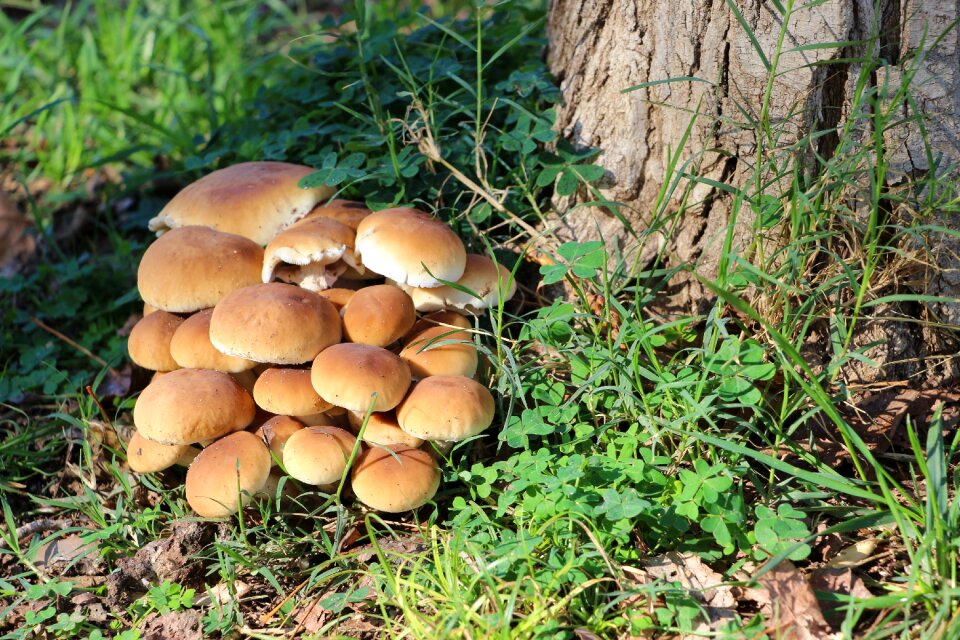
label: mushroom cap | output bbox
[351,445,440,512]
[169,309,257,373]
[282,426,357,486]
[311,344,411,412]
[397,375,495,441]
[399,325,478,379]
[133,368,256,444]
[148,162,333,246]
[262,218,358,291]
[137,226,264,313]
[185,431,272,518]
[298,199,371,230]
[254,415,305,464]
[231,369,259,396]
[406,254,517,314]
[253,367,333,416]
[405,310,471,342]
[127,310,184,372]
[126,431,198,473]
[317,287,356,311]
[354,208,466,287]
[347,410,423,448]
[210,283,341,364]
[342,285,416,347]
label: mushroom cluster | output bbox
[125,161,516,518]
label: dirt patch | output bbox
[107,521,219,608]
[141,610,204,640]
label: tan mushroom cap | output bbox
[262,218,359,291]
[406,254,517,314]
[342,285,416,347]
[254,415,305,464]
[134,368,256,445]
[351,445,440,512]
[297,412,350,431]
[405,310,471,342]
[311,344,411,412]
[185,431,272,518]
[127,310,184,372]
[137,226,264,313]
[231,370,259,396]
[143,303,158,316]
[253,367,333,416]
[317,288,356,311]
[210,283,341,365]
[298,199,371,230]
[400,325,478,379]
[355,208,466,287]
[168,309,256,373]
[282,426,357,486]
[397,375,495,441]
[347,410,423,448]
[126,431,199,473]
[148,162,333,246]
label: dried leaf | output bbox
[825,539,879,568]
[639,552,737,636]
[141,610,204,640]
[195,580,252,607]
[0,192,36,277]
[745,560,836,640]
[810,567,873,625]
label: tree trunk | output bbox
[546,0,960,385]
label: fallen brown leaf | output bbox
[639,552,737,637]
[810,567,873,626]
[141,610,203,640]
[744,560,837,640]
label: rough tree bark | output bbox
[546,0,960,385]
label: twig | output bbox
[396,99,557,253]
[259,578,309,625]
[30,316,119,379]
[86,385,115,433]
[15,518,63,540]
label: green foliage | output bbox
[1,0,302,205]
[3,0,960,637]
[186,1,563,235]
[0,235,140,403]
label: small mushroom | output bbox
[282,426,357,487]
[342,284,416,347]
[351,445,440,512]
[399,325,478,379]
[253,367,333,417]
[133,368,256,445]
[297,199,371,231]
[148,161,333,246]
[317,287,356,311]
[126,431,199,473]
[209,282,341,365]
[185,431,272,518]
[354,208,466,287]
[311,343,411,413]
[405,254,517,314]
[347,410,424,448]
[397,375,495,442]
[137,226,264,313]
[127,310,184,372]
[261,218,359,291]
[254,415,305,465]
[405,310,471,341]
[169,309,257,372]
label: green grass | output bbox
[2,0,959,638]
